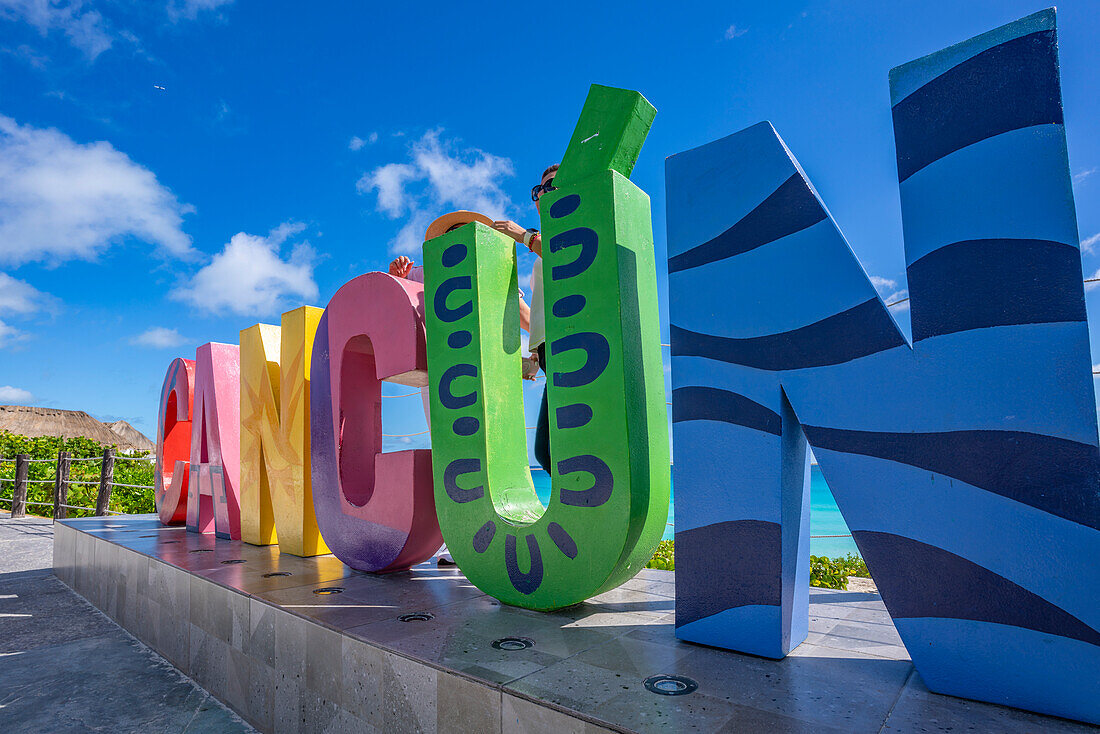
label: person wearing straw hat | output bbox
[389,209,492,280]
[388,210,539,434]
[389,209,538,376]
[394,166,560,476]
[389,208,541,566]
[485,163,558,476]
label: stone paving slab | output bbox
[0,513,252,733]
[55,514,1099,733]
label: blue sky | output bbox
[2,1,1100,459]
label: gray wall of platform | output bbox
[54,522,616,734]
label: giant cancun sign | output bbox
[152,9,1098,724]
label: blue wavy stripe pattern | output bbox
[907,238,1086,341]
[667,173,825,274]
[673,519,782,627]
[671,298,906,370]
[803,426,1100,530]
[854,531,1100,647]
[892,29,1062,182]
[666,8,1100,709]
[671,386,781,435]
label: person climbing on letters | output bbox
[387,210,537,378]
[388,206,546,566]
[387,165,558,476]
[484,163,558,476]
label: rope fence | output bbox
[0,498,53,508]
[0,496,125,515]
[0,449,153,521]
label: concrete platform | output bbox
[0,514,251,733]
[54,515,1096,733]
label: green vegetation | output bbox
[810,553,870,590]
[645,539,674,570]
[645,540,871,591]
[0,432,155,517]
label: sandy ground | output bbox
[847,576,878,593]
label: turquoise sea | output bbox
[530,465,858,558]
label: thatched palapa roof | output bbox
[0,405,154,452]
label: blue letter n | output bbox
[667,9,1098,724]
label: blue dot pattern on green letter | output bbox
[423,84,670,610]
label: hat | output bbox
[424,210,494,242]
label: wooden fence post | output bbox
[96,448,115,516]
[54,450,71,520]
[12,454,29,518]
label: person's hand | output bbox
[389,256,413,278]
[490,220,527,244]
[521,355,539,381]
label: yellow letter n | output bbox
[240,306,329,556]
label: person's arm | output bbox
[519,294,531,332]
[491,221,542,257]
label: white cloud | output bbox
[389,212,432,257]
[2,42,48,68]
[172,221,318,316]
[361,162,419,217]
[884,290,910,311]
[724,24,748,40]
[0,385,34,403]
[0,0,113,59]
[357,129,515,254]
[267,220,307,245]
[870,275,909,311]
[869,275,896,293]
[348,132,378,151]
[1081,232,1100,255]
[0,272,49,313]
[1074,167,1098,184]
[1087,267,1100,292]
[0,115,193,266]
[0,274,51,349]
[0,319,27,348]
[167,0,234,22]
[131,327,187,348]
[2,1,227,61]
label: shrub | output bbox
[645,539,674,570]
[0,432,155,517]
[810,553,870,590]
[645,540,871,591]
